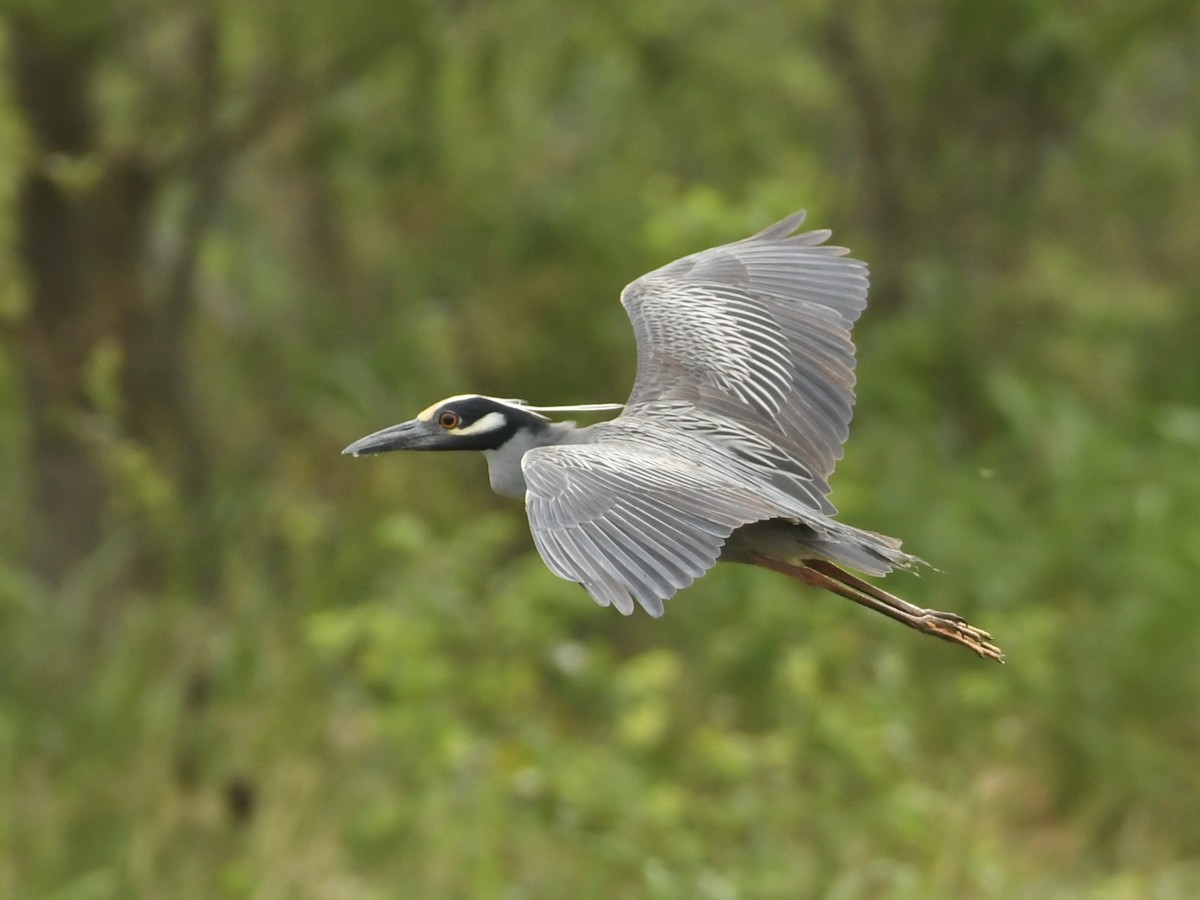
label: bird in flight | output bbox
[344,210,1003,661]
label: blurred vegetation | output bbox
[2,0,1199,897]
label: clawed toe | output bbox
[925,608,968,626]
[917,612,1005,662]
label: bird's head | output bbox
[342,394,622,456]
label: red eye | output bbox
[438,411,460,429]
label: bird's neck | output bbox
[483,420,589,498]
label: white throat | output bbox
[483,421,589,498]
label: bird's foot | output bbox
[914,610,1005,662]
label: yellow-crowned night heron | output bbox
[344,210,1002,661]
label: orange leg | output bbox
[748,554,1004,662]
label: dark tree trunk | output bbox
[9,20,212,591]
[11,23,114,585]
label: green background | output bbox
[2,1,1199,897]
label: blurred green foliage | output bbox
[2,0,1200,897]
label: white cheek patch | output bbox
[452,411,508,436]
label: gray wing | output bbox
[619,210,868,502]
[522,440,784,616]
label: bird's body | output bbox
[345,210,1002,661]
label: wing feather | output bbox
[618,210,869,504]
[522,439,784,616]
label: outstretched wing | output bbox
[522,439,784,616]
[619,210,868,500]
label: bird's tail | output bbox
[793,521,922,577]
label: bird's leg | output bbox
[747,554,1004,662]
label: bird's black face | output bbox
[342,394,548,456]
